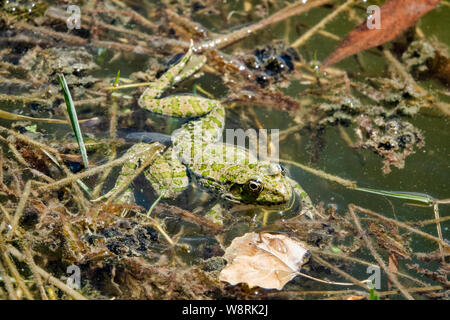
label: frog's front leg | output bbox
[94,143,188,203]
[287,177,324,220]
[143,146,189,199]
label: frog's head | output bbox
[224,162,293,207]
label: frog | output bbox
[96,41,321,223]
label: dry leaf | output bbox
[219,232,310,290]
[322,0,441,67]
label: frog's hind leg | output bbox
[138,40,207,113]
[94,143,163,204]
[144,147,189,199]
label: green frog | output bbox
[96,42,320,223]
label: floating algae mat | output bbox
[0,0,449,301]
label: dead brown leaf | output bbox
[322,0,441,68]
[219,232,310,290]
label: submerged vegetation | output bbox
[0,0,449,300]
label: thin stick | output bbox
[155,203,224,233]
[0,259,17,300]
[291,0,356,48]
[0,149,3,184]
[39,143,164,192]
[0,203,13,225]
[17,22,88,45]
[136,213,174,246]
[377,286,443,297]
[433,204,445,264]
[312,254,371,291]
[296,270,367,286]
[0,236,34,299]
[351,205,449,248]
[24,245,48,300]
[197,0,332,51]
[0,125,60,155]
[104,149,161,204]
[93,8,157,30]
[0,108,93,124]
[7,246,87,300]
[405,215,450,226]
[348,205,414,300]
[279,158,357,189]
[383,49,427,97]
[0,93,51,106]
[267,289,363,298]
[9,180,31,237]
[7,143,29,167]
[310,248,429,287]
[92,90,119,198]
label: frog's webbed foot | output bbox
[288,177,324,220]
[138,40,207,115]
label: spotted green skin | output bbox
[101,42,318,217]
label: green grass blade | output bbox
[356,187,435,205]
[113,70,120,87]
[58,74,89,168]
[146,192,164,217]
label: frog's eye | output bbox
[247,179,263,193]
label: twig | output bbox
[0,235,34,299]
[39,142,164,192]
[9,180,31,237]
[0,149,3,185]
[433,204,445,264]
[0,260,17,300]
[0,125,60,155]
[0,93,51,106]
[310,248,429,287]
[17,22,88,45]
[351,205,449,248]
[348,204,414,300]
[405,216,450,226]
[7,246,87,300]
[279,158,357,189]
[291,0,356,48]
[92,89,119,198]
[311,254,371,291]
[0,203,13,226]
[377,285,443,297]
[94,8,157,30]
[154,203,224,233]
[24,245,48,300]
[266,289,364,298]
[104,148,162,205]
[383,49,428,97]
[197,0,333,52]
